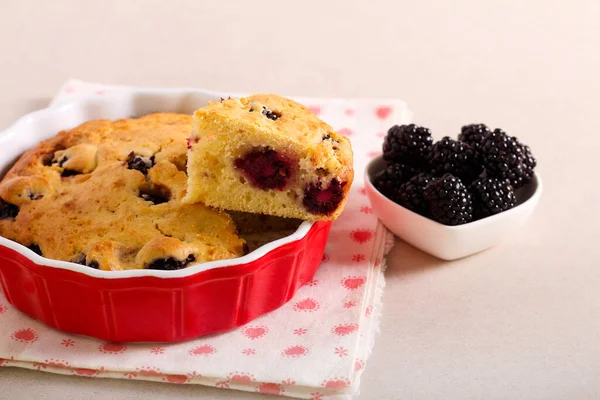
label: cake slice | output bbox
[185,94,354,220]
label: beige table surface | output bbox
[1,1,599,399]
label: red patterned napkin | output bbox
[0,80,411,399]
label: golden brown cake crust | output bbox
[201,94,337,144]
[0,113,246,271]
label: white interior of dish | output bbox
[0,89,314,279]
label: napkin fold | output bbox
[0,80,410,399]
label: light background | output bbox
[0,1,599,399]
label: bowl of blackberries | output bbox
[365,123,542,260]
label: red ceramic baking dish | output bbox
[0,89,331,342]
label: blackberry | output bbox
[424,174,473,225]
[0,200,19,219]
[27,244,43,256]
[72,254,99,269]
[469,177,516,219]
[262,107,281,121]
[382,124,433,167]
[234,148,292,190]
[141,193,168,205]
[72,254,88,266]
[396,173,433,215]
[53,153,81,177]
[458,124,490,152]
[126,152,155,175]
[147,254,196,271]
[480,129,526,188]
[520,144,537,183]
[56,155,69,168]
[303,179,346,216]
[429,136,483,183]
[250,105,280,120]
[61,169,80,177]
[373,163,418,200]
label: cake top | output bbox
[0,113,246,270]
[194,94,338,146]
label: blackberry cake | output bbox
[0,113,247,271]
[185,94,354,220]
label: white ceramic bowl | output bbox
[365,156,542,260]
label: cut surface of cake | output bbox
[185,94,354,220]
[0,113,247,271]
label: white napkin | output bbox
[0,80,410,399]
